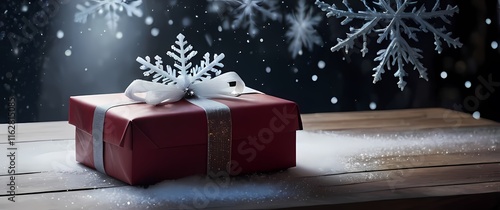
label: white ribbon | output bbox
[124,71,245,105]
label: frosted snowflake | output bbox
[137,33,224,91]
[209,0,282,37]
[285,0,323,59]
[74,0,143,31]
[316,0,462,90]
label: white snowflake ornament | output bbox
[286,0,323,58]
[316,0,463,90]
[126,33,245,105]
[74,0,143,31]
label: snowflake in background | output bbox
[74,0,143,31]
[316,0,462,90]
[286,0,323,59]
[210,0,282,37]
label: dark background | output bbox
[1,0,499,123]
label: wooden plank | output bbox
[2,178,499,209]
[301,108,499,131]
[0,171,126,196]
[0,139,77,175]
[0,121,74,143]
[290,149,500,178]
[314,163,500,193]
[282,192,500,210]
[292,126,500,177]
[209,181,500,209]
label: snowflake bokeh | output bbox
[285,0,323,58]
[74,0,143,31]
[208,0,282,37]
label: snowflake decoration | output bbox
[286,0,323,59]
[316,0,463,90]
[74,0,143,31]
[209,0,282,37]
[137,33,224,91]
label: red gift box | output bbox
[68,93,301,185]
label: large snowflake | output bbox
[137,33,224,89]
[286,0,323,59]
[316,0,462,90]
[74,0,143,31]
[209,0,282,37]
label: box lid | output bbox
[69,93,301,149]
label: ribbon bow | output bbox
[125,70,245,105]
[124,33,245,105]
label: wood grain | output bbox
[301,108,499,131]
[3,179,499,209]
[0,121,74,143]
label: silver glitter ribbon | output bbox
[91,98,232,176]
[187,98,232,176]
[92,101,139,174]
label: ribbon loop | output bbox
[124,80,185,105]
[124,71,245,105]
[191,71,245,98]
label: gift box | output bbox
[68,92,301,185]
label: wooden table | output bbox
[1,108,499,209]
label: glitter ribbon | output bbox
[187,98,232,176]
[92,101,140,174]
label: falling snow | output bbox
[65,49,72,56]
[316,0,462,90]
[145,16,153,25]
[472,111,480,119]
[286,0,323,59]
[182,17,192,27]
[464,81,471,88]
[56,30,64,39]
[151,28,160,37]
[318,60,326,69]
[116,31,123,39]
[330,96,338,104]
[21,5,28,12]
[486,18,492,25]
[491,41,498,49]
[74,0,143,31]
[440,71,447,79]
